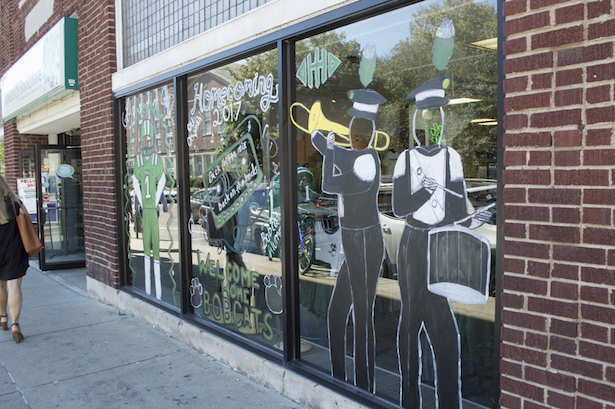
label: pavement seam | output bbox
[0,317,122,346]
[15,347,192,392]
[0,358,31,407]
[39,271,87,298]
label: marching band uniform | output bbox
[313,88,386,392]
[393,76,467,409]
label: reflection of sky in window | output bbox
[335,0,497,58]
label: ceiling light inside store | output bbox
[448,97,481,105]
[471,118,495,123]
[478,121,498,126]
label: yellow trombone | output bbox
[290,101,390,151]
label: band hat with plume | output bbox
[346,42,387,120]
[405,75,451,110]
[406,20,455,110]
[347,88,387,120]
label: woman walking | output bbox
[0,175,27,343]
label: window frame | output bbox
[113,1,505,407]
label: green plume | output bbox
[359,42,377,88]
[433,20,455,72]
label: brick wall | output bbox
[77,0,118,286]
[502,0,615,407]
[1,0,119,287]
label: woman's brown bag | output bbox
[11,198,43,257]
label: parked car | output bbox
[197,167,342,274]
[189,189,207,224]
[190,188,220,225]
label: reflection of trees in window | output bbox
[295,32,363,126]
[293,33,366,187]
[374,0,497,178]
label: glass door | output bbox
[35,145,85,270]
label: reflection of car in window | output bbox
[189,189,207,224]
[194,165,343,274]
[190,188,221,226]
[194,176,496,281]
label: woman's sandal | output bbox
[0,315,7,331]
[11,323,23,343]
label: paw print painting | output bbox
[264,274,283,315]
[190,277,204,309]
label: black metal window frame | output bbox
[114,0,506,407]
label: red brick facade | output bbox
[76,0,118,286]
[0,0,118,286]
[502,0,615,407]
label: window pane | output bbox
[186,49,282,349]
[292,0,497,406]
[121,0,274,66]
[123,83,180,307]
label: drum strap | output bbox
[405,149,412,197]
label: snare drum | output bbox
[427,225,491,305]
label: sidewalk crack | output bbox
[0,358,31,407]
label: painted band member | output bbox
[394,76,465,408]
[312,88,385,392]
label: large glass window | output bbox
[122,83,180,306]
[291,0,497,407]
[186,50,282,349]
[117,1,500,406]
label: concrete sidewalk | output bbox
[0,263,306,409]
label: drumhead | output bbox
[427,225,491,305]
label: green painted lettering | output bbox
[240,266,251,287]
[251,271,260,289]
[208,258,216,278]
[233,301,243,327]
[232,263,240,284]
[202,290,210,315]
[197,252,208,275]
[212,293,222,321]
[262,313,274,341]
[223,297,232,324]
[251,307,262,325]
[216,259,224,280]
[243,306,251,328]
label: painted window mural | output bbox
[123,83,180,305]
[187,51,283,347]
[292,0,497,407]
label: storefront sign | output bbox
[204,123,263,229]
[194,252,275,340]
[16,178,37,214]
[1,18,78,121]
[56,164,75,179]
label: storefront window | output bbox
[291,0,497,407]
[123,83,180,306]
[186,50,282,348]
